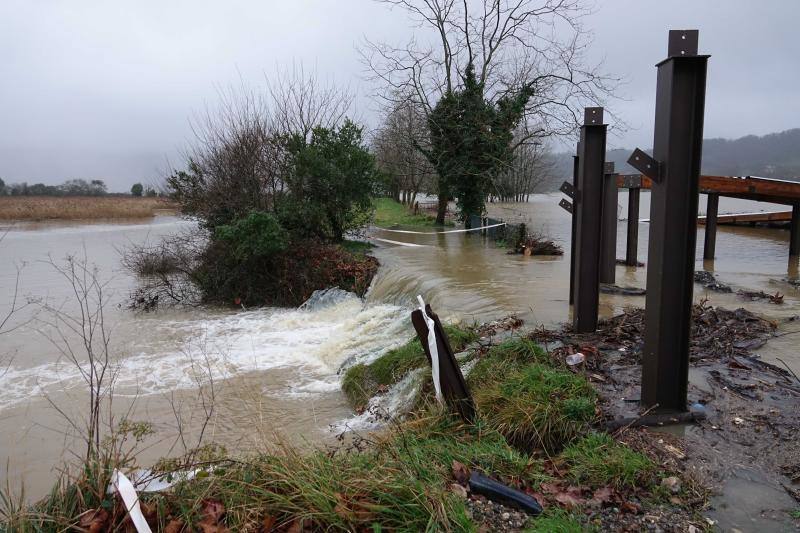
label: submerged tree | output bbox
[363,0,618,222]
[425,64,533,220]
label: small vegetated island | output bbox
[128,109,383,308]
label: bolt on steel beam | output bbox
[600,162,618,284]
[572,108,607,333]
[631,30,709,413]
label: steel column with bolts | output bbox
[573,108,607,333]
[626,188,641,266]
[600,162,618,284]
[628,30,709,412]
[703,193,719,260]
[791,204,800,256]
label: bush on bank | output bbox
[128,120,383,308]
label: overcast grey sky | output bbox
[1,0,798,191]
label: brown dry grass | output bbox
[0,196,178,221]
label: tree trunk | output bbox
[436,193,448,225]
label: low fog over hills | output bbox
[546,128,800,191]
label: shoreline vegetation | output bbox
[0,196,176,221]
[1,316,712,531]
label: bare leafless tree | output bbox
[492,128,555,201]
[170,65,355,229]
[363,0,617,136]
[269,64,354,141]
[373,97,437,205]
[362,0,619,218]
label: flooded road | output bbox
[1,192,799,503]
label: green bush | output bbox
[214,211,289,261]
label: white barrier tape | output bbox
[370,237,429,247]
[417,295,443,405]
[111,469,153,533]
[377,222,506,235]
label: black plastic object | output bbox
[468,471,543,516]
[411,305,476,423]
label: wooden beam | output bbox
[616,173,800,203]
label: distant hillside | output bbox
[545,128,800,191]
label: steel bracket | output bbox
[619,174,643,189]
[560,180,576,199]
[559,198,574,214]
[584,107,604,125]
[628,149,662,183]
[668,30,699,58]
[604,161,616,174]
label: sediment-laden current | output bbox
[1,193,798,500]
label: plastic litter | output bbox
[565,352,585,366]
[110,469,153,533]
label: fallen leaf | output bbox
[164,519,186,533]
[198,499,229,533]
[201,499,226,523]
[261,515,277,532]
[588,486,614,507]
[620,501,641,514]
[286,519,303,533]
[452,460,470,484]
[539,482,562,495]
[78,508,109,533]
[554,486,585,508]
[450,483,468,499]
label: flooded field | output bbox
[1,193,798,502]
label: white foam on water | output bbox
[331,369,423,432]
[0,289,411,412]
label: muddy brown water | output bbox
[1,194,799,527]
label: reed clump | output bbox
[0,196,176,221]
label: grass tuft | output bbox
[342,325,477,409]
[468,337,597,453]
[562,432,656,490]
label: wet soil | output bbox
[532,304,800,531]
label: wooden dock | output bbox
[697,210,793,226]
[616,173,800,259]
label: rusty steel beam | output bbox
[600,162,618,284]
[791,204,800,257]
[703,193,719,260]
[572,108,607,333]
[632,30,709,413]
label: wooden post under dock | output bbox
[703,193,719,261]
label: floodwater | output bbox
[1,192,799,507]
